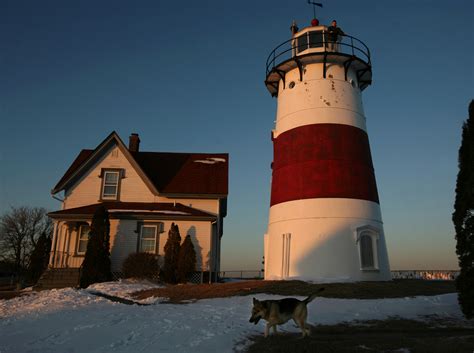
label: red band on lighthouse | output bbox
[271,123,379,206]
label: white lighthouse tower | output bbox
[263,18,391,282]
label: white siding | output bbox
[159,220,212,271]
[109,219,139,272]
[64,145,155,209]
[110,219,212,272]
[51,219,213,272]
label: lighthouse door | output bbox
[281,233,291,279]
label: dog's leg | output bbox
[265,323,270,338]
[300,306,310,337]
[294,317,311,338]
[273,325,277,335]
[304,323,311,336]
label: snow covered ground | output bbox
[0,280,467,353]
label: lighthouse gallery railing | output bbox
[265,31,371,77]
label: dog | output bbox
[249,288,324,337]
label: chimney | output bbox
[129,133,140,152]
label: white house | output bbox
[42,131,228,287]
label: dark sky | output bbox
[1,0,473,270]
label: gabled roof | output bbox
[132,151,228,195]
[48,202,216,220]
[52,132,228,196]
[53,150,94,192]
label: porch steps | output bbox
[33,268,81,291]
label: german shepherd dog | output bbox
[249,288,324,337]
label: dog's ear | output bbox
[253,297,258,305]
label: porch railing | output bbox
[49,251,84,269]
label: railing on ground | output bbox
[44,264,460,282]
[219,271,264,280]
[219,270,459,281]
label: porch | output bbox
[48,220,90,269]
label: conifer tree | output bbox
[177,234,197,283]
[80,206,112,288]
[453,99,474,319]
[163,223,181,283]
[27,232,52,283]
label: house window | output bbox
[140,225,158,253]
[355,226,380,271]
[100,169,122,200]
[77,225,90,255]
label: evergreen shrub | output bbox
[80,206,112,288]
[177,234,197,283]
[122,252,160,279]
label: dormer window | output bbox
[100,168,123,201]
[103,171,119,198]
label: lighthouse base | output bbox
[264,198,391,282]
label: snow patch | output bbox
[194,157,226,165]
[86,279,164,303]
[108,209,189,215]
[0,288,466,353]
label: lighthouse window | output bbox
[309,31,323,48]
[297,34,308,53]
[360,234,374,268]
[355,226,380,271]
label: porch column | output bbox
[64,223,78,268]
[49,221,60,267]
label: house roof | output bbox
[51,132,228,196]
[54,150,94,192]
[131,151,228,195]
[48,202,217,220]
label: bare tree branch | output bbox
[0,206,52,274]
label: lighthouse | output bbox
[263,19,391,282]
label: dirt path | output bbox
[132,279,456,303]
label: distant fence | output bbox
[218,270,459,281]
[108,269,460,282]
[390,270,459,280]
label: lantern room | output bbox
[265,25,373,97]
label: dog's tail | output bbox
[303,287,325,304]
